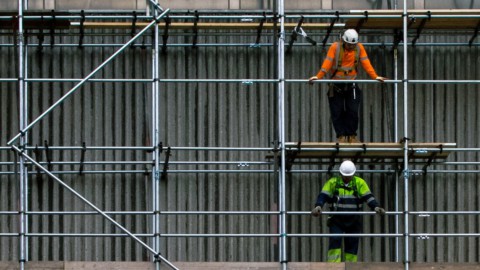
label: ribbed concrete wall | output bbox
[1,23,480,264]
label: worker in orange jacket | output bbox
[308,29,387,143]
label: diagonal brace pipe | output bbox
[10,145,179,270]
[147,0,165,12]
[7,8,170,146]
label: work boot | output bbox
[348,135,361,143]
[337,136,347,143]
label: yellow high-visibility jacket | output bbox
[315,175,380,225]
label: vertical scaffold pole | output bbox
[393,18,400,265]
[152,1,162,269]
[402,0,410,269]
[17,1,27,270]
[277,0,287,269]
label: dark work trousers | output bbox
[328,217,363,257]
[327,83,362,138]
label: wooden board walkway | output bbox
[266,142,456,169]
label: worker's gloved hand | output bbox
[375,76,387,82]
[308,76,318,84]
[311,206,322,217]
[374,207,386,215]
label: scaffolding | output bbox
[1,1,480,270]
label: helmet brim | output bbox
[340,171,355,176]
[343,40,358,45]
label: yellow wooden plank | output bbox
[81,22,335,30]
[269,142,456,160]
[345,17,480,30]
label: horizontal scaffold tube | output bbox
[5,78,480,84]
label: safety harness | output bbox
[331,176,361,211]
[332,41,360,77]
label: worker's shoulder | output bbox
[329,41,340,49]
[357,42,368,52]
[328,175,341,180]
[353,175,367,183]
[326,176,340,183]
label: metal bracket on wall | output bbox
[421,144,441,174]
[192,10,199,47]
[393,29,402,49]
[162,15,171,54]
[322,11,339,48]
[354,11,368,33]
[254,12,266,45]
[79,142,87,175]
[412,11,431,46]
[49,10,55,47]
[286,16,304,53]
[285,142,301,172]
[161,146,171,181]
[78,10,85,47]
[44,140,53,171]
[130,11,137,48]
[469,20,480,46]
[327,143,341,175]
[34,144,42,176]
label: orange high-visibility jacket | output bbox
[315,41,378,80]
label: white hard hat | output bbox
[339,160,356,176]
[342,29,359,44]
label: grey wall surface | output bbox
[1,18,480,265]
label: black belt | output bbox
[332,82,355,91]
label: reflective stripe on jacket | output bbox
[315,176,379,211]
[315,41,379,80]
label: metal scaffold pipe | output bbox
[7,8,171,146]
[10,145,179,270]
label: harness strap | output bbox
[332,176,361,211]
[332,41,360,77]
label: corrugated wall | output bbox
[1,24,480,264]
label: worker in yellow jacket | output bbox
[308,29,387,143]
[311,160,386,262]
